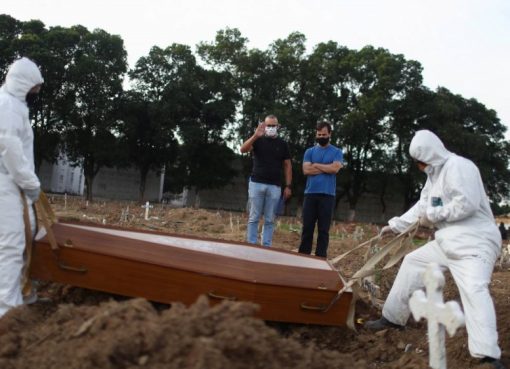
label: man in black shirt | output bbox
[240,115,292,246]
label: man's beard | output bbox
[25,92,39,108]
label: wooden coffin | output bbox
[30,221,352,326]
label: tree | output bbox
[420,88,510,205]
[130,45,198,198]
[336,47,423,220]
[62,27,127,201]
[22,25,83,171]
[0,14,22,77]
[131,43,239,200]
[388,86,433,210]
[170,53,239,199]
[388,86,510,212]
[117,91,178,201]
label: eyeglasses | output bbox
[266,124,278,128]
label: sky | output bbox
[4,0,510,133]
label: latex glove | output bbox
[379,225,396,237]
[24,187,41,204]
[418,216,434,229]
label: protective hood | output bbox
[3,57,44,101]
[409,130,451,167]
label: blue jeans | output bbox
[247,180,281,246]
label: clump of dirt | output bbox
[0,297,366,369]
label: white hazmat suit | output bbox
[0,57,43,317]
[382,130,502,359]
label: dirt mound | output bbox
[7,196,508,368]
[0,297,365,369]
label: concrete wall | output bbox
[39,158,163,201]
[185,176,249,211]
[334,192,406,224]
[38,156,410,222]
[39,158,84,195]
[92,166,163,201]
[191,173,409,224]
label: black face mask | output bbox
[316,137,330,146]
[25,92,39,108]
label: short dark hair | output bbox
[265,114,278,121]
[316,121,332,133]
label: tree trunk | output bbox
[379,179,388,223]
[139,167,149,202]
[347,208,356,222]
[83,159,99,202]
[347,191,358,222]
[84,174,94,202]
[193,188,200,209]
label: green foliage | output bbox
[492,202,510,216]
[117,91,178,201]
[131,42,239,197]
[0,14,22,77]
[60,27,128,200]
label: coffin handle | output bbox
[52,250,88,274]
[300,302,327,312]
[207,291,237,301]
[57,261,88,273]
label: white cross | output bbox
[409,263,465,369]
[120,206,130,223]
[141,201,153,220]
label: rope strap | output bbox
[327,221,420,330]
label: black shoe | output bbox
[480,357,506,369]
[364,316,404,331]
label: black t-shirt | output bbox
[250,136,291,186]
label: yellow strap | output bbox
[329,235,381,266]
[34,191,59,251]
[38,191,58,225]
[349,223,418,281]
[20,190,33,297]
[326,221,420,329]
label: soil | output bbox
[1,195,508,369]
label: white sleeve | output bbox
[426,161,480,223]
[0,110,40,190]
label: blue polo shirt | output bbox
[303,144,343,196]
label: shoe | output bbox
[364,316,404,331]
[480,357,506,369]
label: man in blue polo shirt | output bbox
[298,121,343,258]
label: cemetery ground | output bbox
[0,195,509,369]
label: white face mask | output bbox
[265,126,278,137]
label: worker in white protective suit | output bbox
[0,57,44,318]
[365,130,505,369]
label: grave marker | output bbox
[409,263,465,369]
[141,201,153,220]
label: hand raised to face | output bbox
[255,121,266,137]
